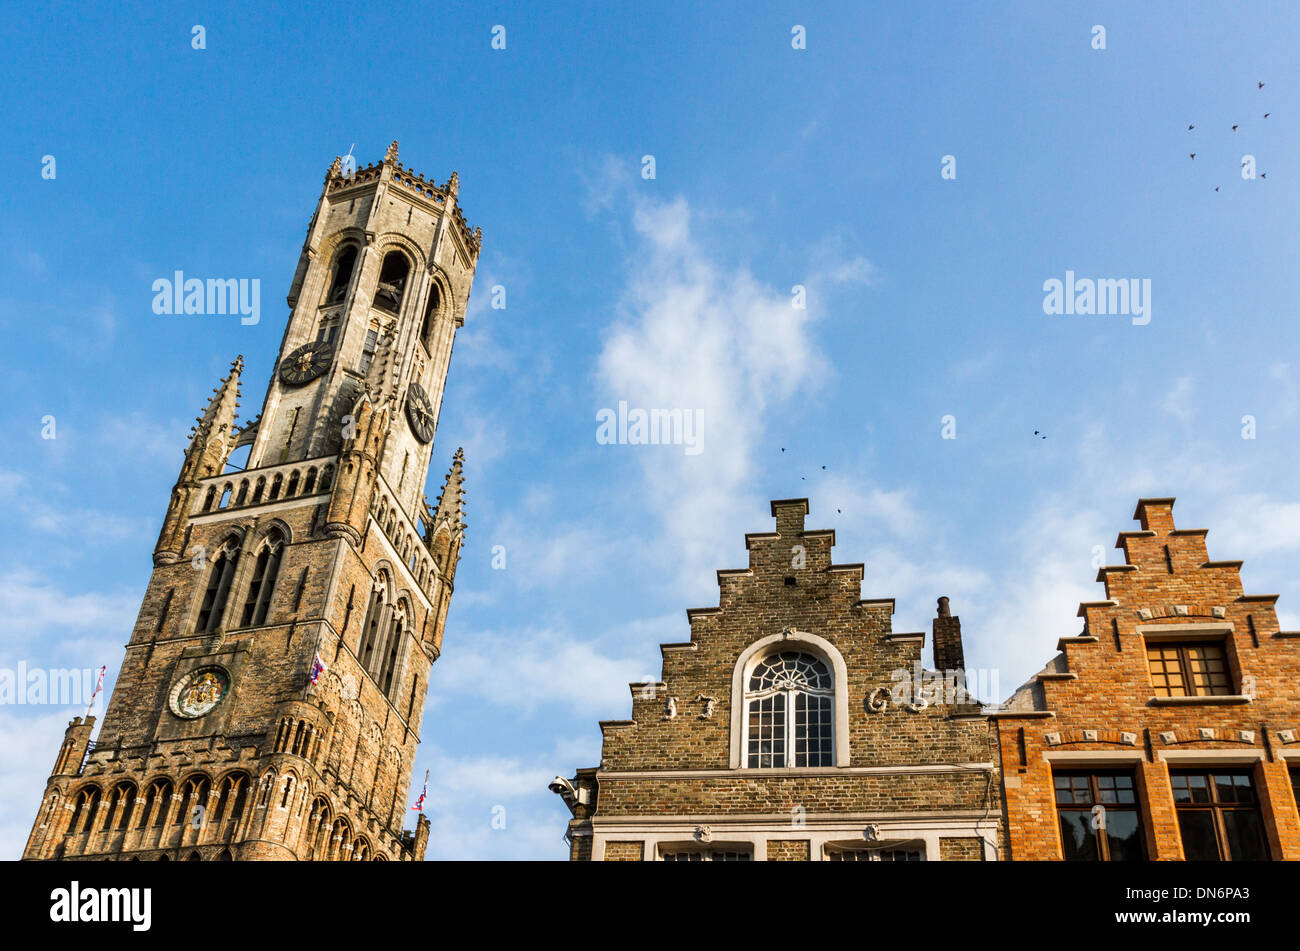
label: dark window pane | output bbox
[1222,811,1267,861]
[1058,810,1099,861]
[1177,810,1221,861]
[1104,811,1144,861]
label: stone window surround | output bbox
[591,815,997,861]
[729,630,850,769]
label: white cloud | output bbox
[596,193,873,592]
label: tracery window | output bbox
[196,540,240,632]
[240,530,284,627]
[745,651,834,768]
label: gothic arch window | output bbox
[202,486,217,512]
[175,775,211,831]
[744,651,835,769]
[325,245,358,305]
[269,473,283,501]
[373,251,410,315]
[357,572,392,673]
[69,785,101,834]
[420,281,441,351]
[286,470,300,497]
[377,599,409,696]
[146,780,173,828]
[197,538,241,632]
[280,775,296,809]
[240,530,285,627]
[212,773,249,833]
[252,477,265,504]
[111,782,137,831]
[303,467,317,495]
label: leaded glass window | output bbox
[745,651,833,768]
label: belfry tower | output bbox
[23,142,479,861]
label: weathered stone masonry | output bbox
[556,499,1004,861]
[23,143,477,861]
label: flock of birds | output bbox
[775,85,1276,515]
[1189,81,1272,190]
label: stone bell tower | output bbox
[23,142,478,861]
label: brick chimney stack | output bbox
[932,597,966,675]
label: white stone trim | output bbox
[1136,622,1234,637]
[1042,751,1145,765]
[591,813,997,861]
[1154,749,1265,764]
[597,763,994,781]
[1276,749,1300,761]
[729,631,850,768]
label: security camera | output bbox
[549,776,576,798]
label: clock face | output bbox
[279,342,333,385]
[405,382,435,443]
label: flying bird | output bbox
[1264,113,1271,118]
[1232,124,1239,131]
[1190,153,1196,159]
[1187,124,1194,130]
[1261,173,1267,179]
[1215,186,1220,192]
[1259,81,1265,89]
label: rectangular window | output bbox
[825,847,923,861]
[1171,770,1269,860]
[1053,770,1145,861]
[662,849,751,862]
[747,694,786,768]
[1145,641,1232,697]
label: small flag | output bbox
[309,652,327,685]
[412,770,429,812]
[87,665,107,715]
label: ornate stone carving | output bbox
[695,694,717,719]
[662,696,677,720]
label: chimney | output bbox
[932,597,966,675]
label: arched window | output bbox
[111,782,137,831]
[377,602,406,696]
[420,282,441,350]
[148,780,173,828]
[745,651,834,768]
[240,530,284,627]
[325,246,358,305]
[69,786,101,834]
[196,541,240,632]
[372,251,410,315]
[357,576,389,673]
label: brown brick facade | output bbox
[556,499,1004,861]
[993,498,1300,861]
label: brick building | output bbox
[553,499,1004,861]
[992,498,1300,861]
[23,143,478,860]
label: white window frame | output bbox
[730,631,850,768]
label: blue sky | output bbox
[2,1,1299,859]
